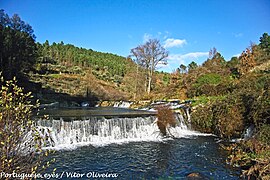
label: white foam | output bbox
[36,114,213,150]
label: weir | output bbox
[35,107,205,149]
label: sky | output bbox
[1,0,270,72]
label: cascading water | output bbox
[113,101,133,108]
[36,110,209,150]
[37,116,159,149]
[36,108,240,179]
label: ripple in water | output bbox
[44,136,240,179]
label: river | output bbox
[37,107,240,179]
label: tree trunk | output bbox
[133,64,139,100]
[147,75,151,94]
[147,68,153,94]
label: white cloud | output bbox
[164,38,187,48]
[168,52,209,64]
[233,53,241,57]
[157,51,209,72]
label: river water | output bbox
[37,108,240,179]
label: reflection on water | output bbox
[45,136,240,179]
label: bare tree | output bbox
[130,39,168,94]
[208,47,217,60]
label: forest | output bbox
[0,9,269,179]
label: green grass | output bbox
[192,95,227,106]
[48,74,61,79]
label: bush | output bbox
[156,105,176,137]
[194,73,222,86]
[191,105,213,133]
[191,73,270,139]
[226,138,270,179]
[257,124,270,145]
[188,74,233,97]
[191,94,245,139]
[0,76,52,174]
[213,102,244,139]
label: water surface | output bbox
[45,136,240,179]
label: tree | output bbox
[208,47,217,60]
[203,48,227,75]
[259,32,270,54]
[227,56,240,78]
[188,61,198,71]
[130,39,168,94]
[179,64,187,74]
[0,9,37,78]
[238,47,256,75]
[0,76,52,175]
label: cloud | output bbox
[233,53,241,57]
[164,38,187,48]
[168,52,209,64]
[156,51,209,72]
[169,52,209,60]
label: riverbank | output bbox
[189,74,270,179]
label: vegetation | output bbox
[36,40,129,81]
[186,37,270,178]
[0,76,52,175]
[156,105,176,137]
[225,136,270,179]
[130,39,168,95]
[0,9,37,79]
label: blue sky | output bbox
[1,0,270,72]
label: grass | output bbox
[192,95,227,106]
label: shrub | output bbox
[194,73,222,86]
[0,76,52,174]
[226,138,270,179]
[213,103,244,139]
[191,95,245,139]
[156,105,176,137]
[257,124,270,146]
[188,73,233,97]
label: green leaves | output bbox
[1,10,37,78]
[0,74,52,174]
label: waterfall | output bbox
[243,124,255,140]
[113,101,133,108]
[231,124,255,143]
[37,116,157,149]
[36,113,209,150]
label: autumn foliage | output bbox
[0,76,52,175]
[156,105,176,137]
[238,47,256,75]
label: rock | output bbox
[81,102,90,107]
[186,172,209,180]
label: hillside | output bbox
[26,41,136,104]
